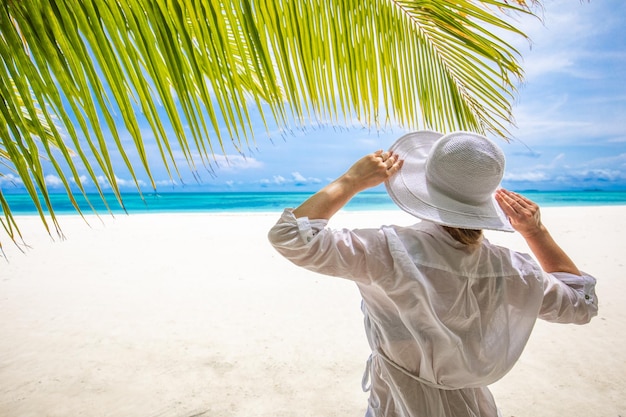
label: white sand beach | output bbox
[1,206,625,417]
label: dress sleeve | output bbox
[538,271,598,324]
[267,209,393,284]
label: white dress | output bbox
[268,209,598,417]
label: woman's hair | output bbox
[443,226,483,246]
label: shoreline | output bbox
[1,206,625,416]
[3,190,626,217]
[4,202,626,219]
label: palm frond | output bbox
[0,0,539,248]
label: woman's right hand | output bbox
[292,150,401,221]
[342,150,403,193]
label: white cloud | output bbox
[504,151,626,188]
[272,175,287,185]
[496,0,626,151]
[155,179,179,187]
[258,172,322,188]
[95,175,147,189]
[213,154,264,170]
[503,0,607,81]
[259,175,286,186]
[0,173,24,187]
[607,135,626,144]
[521,53,577,80]
[583,153,626,169]
[71,175,88,186]
[573,169,625,182]
[539,153,564,170]
[164,147,265,175]
[44,174,63,187]
[292,172,307,183]
[503,171,548,182]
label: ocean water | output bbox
[2,190,626,215]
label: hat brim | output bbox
[384,131,513,232]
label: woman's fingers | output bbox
[498,189,531,213]
[385,153,399,169]
[495,189,517,214]
[496,189,543,236]
[374,150,400,170]
[387,155,403,175]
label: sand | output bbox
[1,206,624,417]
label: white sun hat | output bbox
[384,130,513,232]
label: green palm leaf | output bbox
[0,0,538,249]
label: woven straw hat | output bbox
[384,130,513,232]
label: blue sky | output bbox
[3,0,626,194]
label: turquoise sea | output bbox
[2,190,626,215]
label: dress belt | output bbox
[362,349,459,392]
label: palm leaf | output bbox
[0,0,538,249]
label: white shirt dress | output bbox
[268,209,598,417]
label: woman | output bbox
[267,131,598,417]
